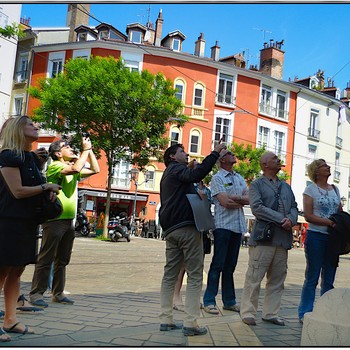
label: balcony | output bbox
[308,128,320,141]
[14,70,27,84]
[336,136,343,149]
[191,108,204,118]
[216,93,235,105]
[259,102,289,121]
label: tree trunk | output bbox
[102,161,113,238]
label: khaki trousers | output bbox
[240,245,288,320]
[30,220,75,301]
[159,225,203,328]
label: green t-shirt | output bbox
[46,160,81,220]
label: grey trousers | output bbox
[159,225,203,328]
[30,219,75,301]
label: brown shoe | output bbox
[242,317,256,326]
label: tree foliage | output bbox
[29,55,187,236]
[204,142,289,185]
[0,23,24,39]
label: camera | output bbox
[82,132,90,138]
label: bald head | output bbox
[260,152,282,177]
[260,152,275,169]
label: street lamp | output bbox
[129,168,151,233]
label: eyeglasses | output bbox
[59,141,71,149]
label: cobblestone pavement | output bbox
[1,235,350,347]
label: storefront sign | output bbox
[82,190,148,201]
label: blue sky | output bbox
[21,3,350,92]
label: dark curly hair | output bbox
[163,143,184,167]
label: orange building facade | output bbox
[26,26,298,226]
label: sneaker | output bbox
[203,305,219,315]
[299,317,304,324]
[159,323,182,331]
[262,317,285,326]
[223,304,240,312]
[183,326,208,336]
[63,290,71,295]
[31,299,49,308]
[52,296,74,304]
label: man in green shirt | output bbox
[30,136,99,307]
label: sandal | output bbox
[0,328,11,342]
[203,305,220,315]
[173,304,185,312]
[16,294,43,313]
[3,322,34,334]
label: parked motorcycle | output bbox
[75,210,91,237]
[107,216,131,242]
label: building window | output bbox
[77,32,87,41]
[217,73,234,104]
[14,96,23,116]
[145,169,155,190]
[130,31,142,44]
[124,60,139,72]
[259,84,289,120]
[0,10,8,28]
[308,108,320,140]
[121,52,143,73]
[170,127,180,146]
[274,131,285,159]
[276,90,287,119]
[175,82,184,101]
[73,49,90,60]
[258,126,270,148]
[214,117,231,144]
[193,84,204,107]
[16,55,28,83]
[189,130,200,154]
[172,38,180,51]
[99,30,109,40]
[111,160,130,189]
[51,60,63,78]
[334,152,340,181]
[307,144,317,164]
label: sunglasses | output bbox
[59,141,71,149]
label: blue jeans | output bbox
[203,228,241,307]
[298,230,337,319]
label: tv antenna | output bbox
[253,27,273,41]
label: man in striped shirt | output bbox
[203,150,249,315]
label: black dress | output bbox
[0,150,44,266]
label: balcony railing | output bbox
[217,93,235,105]
[259,102,289,121]
[336,136,343,149]
[192,108,204,117]
[15,70,27,83]
[308,128,320,141]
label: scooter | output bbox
[107,216,131,242]
[75,211,91,236]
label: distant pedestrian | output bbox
[159,141,226,337]
[298,159,342,323]
[240,151,298,326]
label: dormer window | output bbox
[99,30,109,40]
[130,31,142,44]
[172,39,180,51]
[78,32,87,42]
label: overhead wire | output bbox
[5,4,350,170]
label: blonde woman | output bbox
[298,159,342,323]
[0,116,60,341]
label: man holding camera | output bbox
[30,135,99,307]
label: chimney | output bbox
[67,4,90,42]
[194,32,205,57]
[210,41,220,61]
[154,9,163,47]
[259,39,285,80]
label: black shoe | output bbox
[159,323,182,331]
[52,296,74,305]
[262,317,285,326]
[183,326,207,336]
[31,299,49,308]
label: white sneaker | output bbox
[63,290,71,295]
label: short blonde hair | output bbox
[0,116,30,156]
[307,159,326,183]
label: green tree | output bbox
[0,23,24,39]
[204,142,289,185]
[29,55,187,237]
